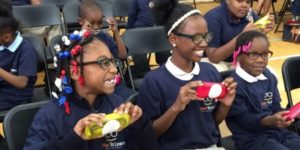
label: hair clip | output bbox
[55,78,62,92]
[53,56,58,68]
[51,91,59,99]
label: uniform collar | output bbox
[0,32,23,53]
[165,57,200,81]
[236,65,267,83]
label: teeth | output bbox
[105,79,116,85]
[195,51,204,57]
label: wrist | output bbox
[171,101,185,113]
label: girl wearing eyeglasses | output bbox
[136,0,237,149]
[203,0,274,71]
[226,30,300,150]
[24,32,158,150]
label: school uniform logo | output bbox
[101,131,126,149]
[199,98,216,112]
[261,92,273,107]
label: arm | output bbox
[107,17,127,59]
[150,81,203,137]
[0,68,28,88]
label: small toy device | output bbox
[284,102,300,121]
[254,15,271,29]
[196,82,228,99]
[84,113,131,139]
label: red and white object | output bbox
[196,82,228,99]
[284,102,300,121]
[114,74,122,85]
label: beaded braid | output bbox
[52,30,93,114]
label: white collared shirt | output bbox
[236,65,268,83]
[165,57,200,81]
[0,31,23,53]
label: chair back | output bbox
[122,26,171,89]
[13,5,62,28]
[112,0,132,17]
[23,34,52,101]
[282,56,300,107]
[3,101,49,150]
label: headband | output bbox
[167,9,201,36]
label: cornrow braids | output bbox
[233,31,269,66]
[52,30,93,114]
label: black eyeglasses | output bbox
[173,32,213,44]
[81,57,122,70]
[242,51,273,60]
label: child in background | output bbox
[78,0,127,60]
[0,2,37,110]
[226,30,300,150]
[136,0,237,149]
[24,31,157,150]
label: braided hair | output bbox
[52,30,94,114]
[233,31,269,66]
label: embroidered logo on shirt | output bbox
[261,92,273,107]
[101,131,126,149]
[199,98,216,112]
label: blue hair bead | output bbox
[58,95,66,106]
[63,86,73,94]
[69,34,77,41]
[63,51,70,58]
[62,76,69,85]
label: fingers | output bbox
[223,77,237,94]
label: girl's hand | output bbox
[272,111,294,128]
[74,113,105,140]
[243,22,260,33]
[113,102,142,124]
[263,14,275,33]
[219,77,237,107]
[173,81,203,112]
[107,17,118,32]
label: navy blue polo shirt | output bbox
[204,2,259,62]
[225,66,299,150]
[136,61,222,150]
[0,32,37,110]
[24,94,158,150]
[11,0,31,5]
[96,31,119,58]
[127,0,154,29]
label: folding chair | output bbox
[282,56,300,132]
[251,0,277,22]
[23,34,52,102]
[41,0,76,9]
[122,26,171,90]
[275,0,292,33]
[63,0,112,33]
[3,101,49,150]
[12,5,63,29]
[111,0,133,29]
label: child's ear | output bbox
[78,17,84,26]
[168,33,177,45]
[70,67,81,80]
[3,32,13,44]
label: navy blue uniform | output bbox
[136,62,222,150]
[127,0,154,29]
[24,94,157,150]
[0,33,37,110]
[226,67,300,150]
[204,2,259,62]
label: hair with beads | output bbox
[151,0,202,35]
[233,31,269,66]
[52,30,94,114]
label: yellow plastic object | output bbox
[254,15,270,29]
[84,113,131,140]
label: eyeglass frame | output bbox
[241,50,274,60]
[173,32,213,44]
[80,57,122,70]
